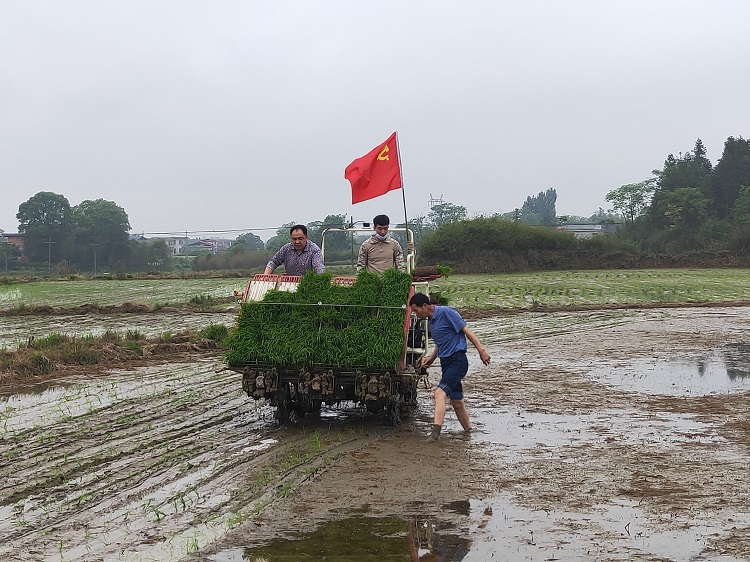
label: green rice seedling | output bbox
[254,468,273,488]
[281,452,309,471]
[186,535,200,553]
[226,512,249,529]
[199,323,229,342]
[308,431,322,453]
[277,482,296,498]
[100,330,122,344]
[123,341,143,355]
[225,270,412,370]
[24,332,68,350]
[126,329,144,341]
[251,499,270,516]
[189,294,213,305]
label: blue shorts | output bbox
[437,350,468,400]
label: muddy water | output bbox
[0,360,269,561]
[196,306,750,562]
[211,511,471,561]
[4,306,750,561]
[586,348,750,396]
[0,357,392,562]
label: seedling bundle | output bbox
[225,269,413,370]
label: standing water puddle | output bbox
[586,344,750,396]
[209,496,750,562]
[210,509,471,562]
[461,496,750,562]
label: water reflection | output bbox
[587,343,750,396]
[720,343,750,380]
[212,512,471,562]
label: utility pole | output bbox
[350,215,355,270]
[46,236,55,276]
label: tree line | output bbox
[606,136,750,253]
[193,205,473,271]
[2,192,173,274]
[0,192,474,274]
[4,135,748,275]
[419,136,750,273]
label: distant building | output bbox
[2,233,24,251]
[166,237,189,255]
[129,234,235,255]
[204,237,232,252]
[186,237,232,254]
[555,224,621,238]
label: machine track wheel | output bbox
[275,383,292,423]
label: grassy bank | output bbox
[0,325,229,378]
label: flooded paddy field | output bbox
[3,305,750,561]
[198,306,750,562]
[0,278,244,310]
[0,358,389,561]
[0,312,235,350]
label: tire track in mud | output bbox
[0,359,385,561]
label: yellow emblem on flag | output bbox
[377,145,390,161]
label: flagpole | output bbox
[395,132,409,232]
[394,131,414,272]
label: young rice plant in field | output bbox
[225,270,412,370]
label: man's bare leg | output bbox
[452,399,472,431]
[427,388,448,441]
[433,387,448,425]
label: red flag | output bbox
[344,132,402,204]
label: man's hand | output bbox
[479,349,491,366]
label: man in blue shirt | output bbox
[409,292,491,441]
[264,224,325,276]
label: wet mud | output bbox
[0,312,235,350]
[2,306,750,561]
[202,306,750,562]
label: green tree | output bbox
[428,202,467,228]
[395,213,430,249]
[605,179,656,224]
[731,185,750,228]
[521,188,557,225]
[307,214,347,249]
[130,239,172,271]
[16,191,74,264]
[710,137,750,221]
[647,187,711,251]
[230,232,265,252]
[71,199,131,270]
[655,139,713,194]
[265,222,296,253]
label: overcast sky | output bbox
[2,1,749,240]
